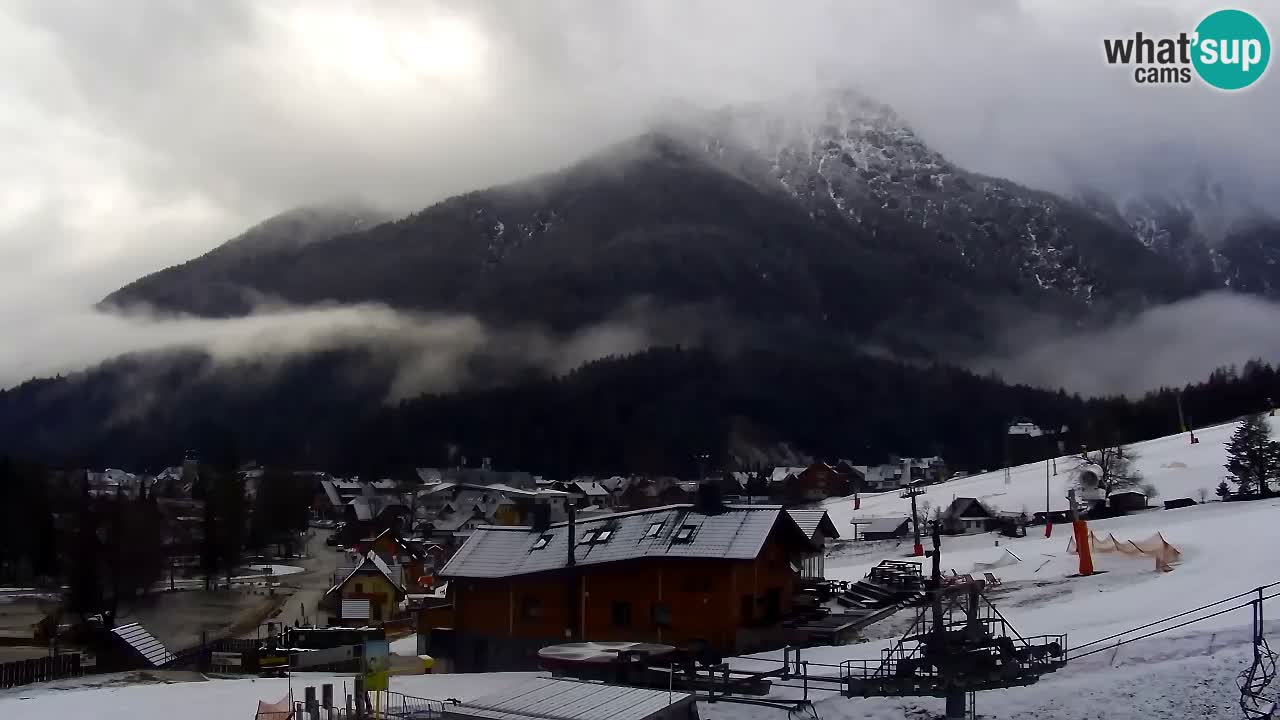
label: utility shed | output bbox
[854,517,911,541]
[441,677,697,720]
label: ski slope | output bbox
[823,419,1242,527]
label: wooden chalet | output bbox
[776,463,851,505]
[353,529,433,592]
[419,497,815,671]
[323,551,406,624]
[941,497,996,535]
[785,509,840,578]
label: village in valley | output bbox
[4,411,1280,720]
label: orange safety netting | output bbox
[255,694,294,720]
[1067,531,1181,572]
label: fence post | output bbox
[354,676,366,720]
[305,686,318,720]
[322,683,334,720]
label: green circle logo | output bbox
[1193,9,1270,90]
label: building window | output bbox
[644,522,663,539]
[354,583,363,593]
[579,530,599,545]
[521,597,542,620]
[652,602,671,627]
[611,601,632,628]
[532,534,553,550]
[673,524,698,543]
[594,529,614,543]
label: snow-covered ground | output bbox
[242,564,305,578]
[0,671,540,720]
[824,419,1240,528]
[3,419,1276,719]
[390,633,420,655]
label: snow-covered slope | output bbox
[824,419,1241,528]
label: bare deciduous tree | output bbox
[1074,445,1144,498]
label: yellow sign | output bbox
[364,640,390,691]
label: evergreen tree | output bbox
[1223,413,1280,497]
[66,472,104,623]
[1216,480,1232,500]
[215,469,247,588]
[199,470,220,590]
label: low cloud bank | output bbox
[1,302,666,401]
[972,292,1280,397]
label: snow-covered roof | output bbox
[326,550,405,596]
[771,466,807,483]
[574,481,609,496]
[440,504,792,579]
[857,516,911,534]
[430,511,486,532]
[1110,489,1148,498]
[320,480,343,507]
[1007,422,1044,437]
[449,677,693,720]
[786,509,840,541]
[599,476,631,492]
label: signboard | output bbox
[210,651,242,668]
[289,644,358,670]
[363,639,390,692]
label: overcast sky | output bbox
[2,0,1278,391]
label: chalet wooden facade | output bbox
[777,463,851,504]
[323,551,406,624]
[418,502,816,672]
[942,497,996,535]
[354,529,431,592]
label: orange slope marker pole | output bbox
[1067,489,1094,576]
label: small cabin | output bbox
[941,497,995,535]
[852,517,912,541]
[1108,490,1149,512]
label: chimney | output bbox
[530,503,552,532]
[695,480,725,515]
[565,504,579,641]
[566,504,576,566]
